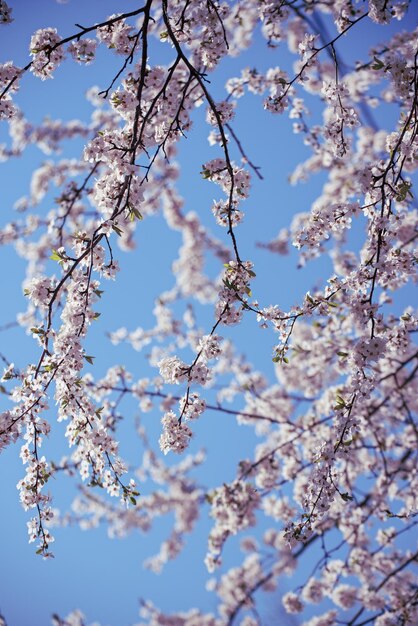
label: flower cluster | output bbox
[216,260,255,326]
[23,276,56,309]
[68,39,97,65]
[158,356,188,385]
[207,480,260,569]
[197,334,222,360]
[0,61,21,120]
[206,100,235,126]
[179,392,206,420]
[96,15,135,55]
[30,28,64,79]
[0,0,12,24]
[321,81,359,157]
[159,410,193,455]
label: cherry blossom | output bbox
[0,0,417,625]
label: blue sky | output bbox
[0,1,417,625]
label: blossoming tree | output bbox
[0,0,417,624]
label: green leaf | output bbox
[129,496,137,505]
[334,394,346,410]
[205,492,215,504]
[131,207,143,221]
[50,249,62,262]
[112,224,123,237]
[395,181,412,202]
[371,56,384,70]
[31,327,45,335]
[84,355,95,365]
